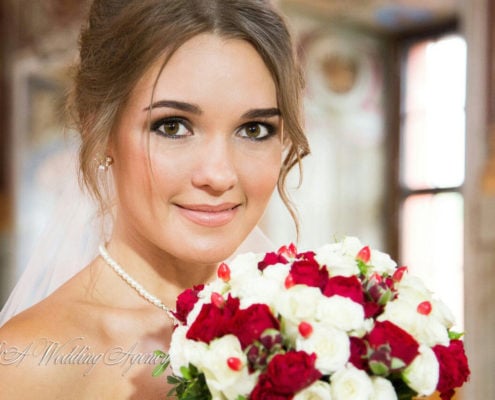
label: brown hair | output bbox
[69,0,309,229]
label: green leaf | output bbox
[180,365,193,380]
[369,360,389,376]
[152,351,170,377]
[154,349,168,357]
[357,260,369,276]
[448,330,464,340]
[390,375,418,400]
[167,365,212,399]
[152,361,169,377]
[378,288,394,305]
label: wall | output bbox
[261,6,388,251]
[461,0,495,397]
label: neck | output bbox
[104,237,218,307]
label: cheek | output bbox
[113,135,154,203]
[240,149,281,204]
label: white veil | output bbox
[0,157,101,326]
[0,148,274,326]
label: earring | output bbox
[98,156,114,171]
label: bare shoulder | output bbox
[0,275,104,399]
[0,265,173,399]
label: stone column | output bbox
[461,0,495,397]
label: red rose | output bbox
[368,320,419,366]
[433,340,470,399]
[296,251,316,262]
[323,275,364,305]
[290,259,329,290]
[250,375,290,400]
[258,252,288,271]
[186,295,240,343]
[173,284,204,324]
[251,351,322,398]
[231,304,280,348]
[363,300,383,318]
[349,337,368,370]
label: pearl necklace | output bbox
[98,244,176,321]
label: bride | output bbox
[0,0,309,398]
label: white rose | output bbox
[169,326,188,375]
[228,252,263,293]
[315,242,360,277]
[378,298,450,346]
[378,274,453,346]
[296,324,350,374]
[396,275,455,328]
[169,325,209,376]
[395,275,434,308]
[276,285,322,324]
[430,297,456,329]
[237,263,291,309]
[341,236,365,255]
[403,345,439,396]
[262,263,292,288]
[330,365,374,400]
[317,295,365,332]
[351,318,374,338]
[369,250,397,275]
[294,380,333,400]
[370,377,397,400]
[200,335,258,399]
[229,252,262,276]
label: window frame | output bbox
[384,20,462,259]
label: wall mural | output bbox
[2,0,86,296]
[261,9,387,250]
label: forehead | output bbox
[129,33,278,110]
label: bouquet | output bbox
[155,237,470,400]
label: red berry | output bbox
[288,243,297,257]
[211,292,225,309]
[298,322,313,338]
[227,357,243,371]
[285,273,295,289]
[370,272,383,283]
[393,266,408,282]
[278,243,297,258]
[356,246,371,263]
[217,262,231,282]
[417,301,432,315]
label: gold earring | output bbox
[98,156,114,171]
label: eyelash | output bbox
[150,117,277,141]
[150,117,191,139]
[237,121,277,141]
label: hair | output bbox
[68,0,310,232]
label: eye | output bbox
[151,117,191,138]
[237,122,275,141]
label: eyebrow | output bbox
[144,100,280,119]
[144,100,201,114]
[241,108,281,119]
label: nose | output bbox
[191,137,238,194]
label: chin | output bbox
[177,236,243,265]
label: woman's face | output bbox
[110,34,282,265]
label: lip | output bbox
[175,203,240,227]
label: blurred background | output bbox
[0,0,494,398]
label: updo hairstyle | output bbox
[68,0,309,225]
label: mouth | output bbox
[175,203,241,227]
